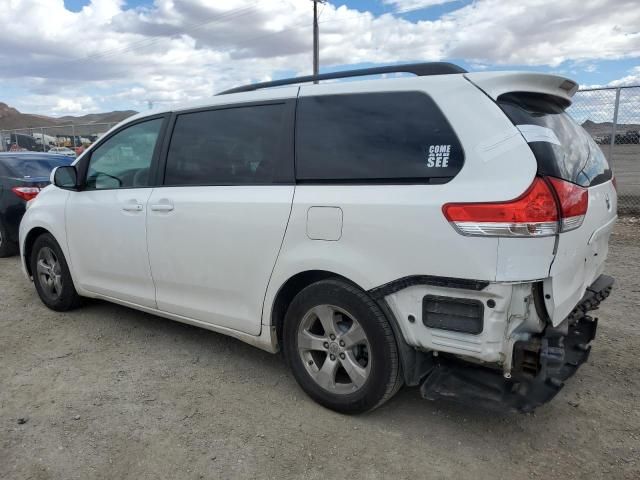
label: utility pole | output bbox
[312,0,325,83]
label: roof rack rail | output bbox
[217,62,467,95]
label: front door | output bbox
[66,117,165,308]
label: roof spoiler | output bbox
[464,72,579,107]
[217,62,467,95]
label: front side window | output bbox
[164,103,289,186]
[86,118,163,190]
[295,92,464,182]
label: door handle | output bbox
[122,203,143,212]
[150,201,174,212]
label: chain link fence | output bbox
[569,85,640,215]
[0,122,116,156]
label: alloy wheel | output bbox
[36,247,63,300]
[297,304,371,394]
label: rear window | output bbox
[295,92,464,182]
[498,92,612,187]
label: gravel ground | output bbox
[1,219,639,480]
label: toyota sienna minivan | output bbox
[19,63,616,413]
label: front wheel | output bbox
[30,233,81,311]
[283,279,402,414]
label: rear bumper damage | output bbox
[419,274,614,412]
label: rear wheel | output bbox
[283,279,402,414]
[0,218,18,258]
[30,233,81,311]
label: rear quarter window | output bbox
[295,92,464,182]
[498,92,612,187]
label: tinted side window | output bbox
[165,103,290,186]
[296,92,464,182]
[86,118,163,190]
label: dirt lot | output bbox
[1,220,638,480]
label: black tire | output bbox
[30,233,81,311]
[0,218,18,258]
[283,279,403,414]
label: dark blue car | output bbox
[0,152,73,257]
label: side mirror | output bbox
[52,166,78,190]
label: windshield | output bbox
[2,157,71,178]
[498,92,612,187]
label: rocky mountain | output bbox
[0,102,137,130]
[581,119,640,136]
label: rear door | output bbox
[498,93,617,324]
[146,98,296,335]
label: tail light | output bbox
[442,176,587,237]
[546,177,588,232]
[12,186,41,201]
[612,176,617,191]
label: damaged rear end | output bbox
[385,72,617,412]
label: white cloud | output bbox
[15,94,100,117]
[382,0,458,12]
[0,0,638,116]
[610,67,640,87]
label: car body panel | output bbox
[65,188,157,308]
[263,75,547,327]
[544,180,617,324]
[146,185,295,336]
[464,71,578,104]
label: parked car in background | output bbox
[19,63,617,414]
[48,146,77,158]
[0,152,73,257]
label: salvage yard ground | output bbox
[1,219,639,480]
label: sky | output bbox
[0,0,638,117]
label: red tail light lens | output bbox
[443,176,589,237]
[546,177,588,232]
[442,177,559,237]
[11,186,41,201]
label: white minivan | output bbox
[19,63,616,413]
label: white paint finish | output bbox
[495,237,555,282]
[384,282,539,366]
[465,71,578,104]
[64,188,157,307]
[545,181,617,325]
[306,206,343,241]
[516,124,561,145]
[146,185,294,336]
[269,184,500,296]
[19,186,71,276]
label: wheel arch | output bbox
[268,269,430,386]
[23,226,51,277]
[270,270,360,347]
